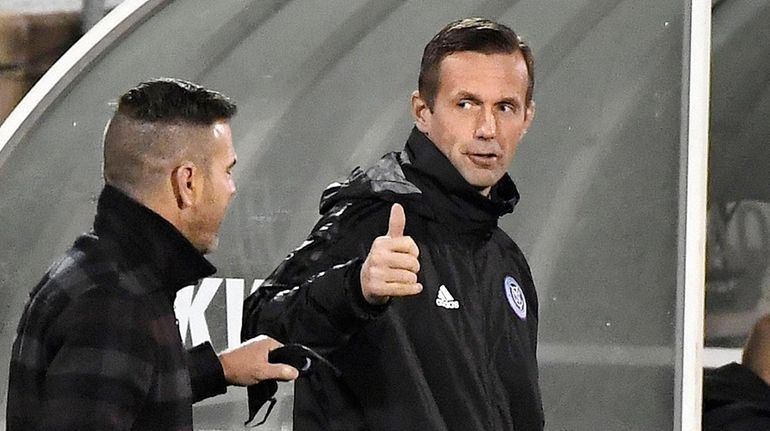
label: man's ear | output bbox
[523,100,536,132]
[172,162,197,209]
[411,90,431,134]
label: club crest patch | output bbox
[504,276,527,320]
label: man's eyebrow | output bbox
[455,91,481,101]
[229,158,237,169]
[498,97,521,106]
[455,91,521,106]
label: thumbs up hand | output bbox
[360,203,422,305]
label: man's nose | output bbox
[475,109,496,140]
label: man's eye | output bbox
[500,104,516,113]
[458,101,473,109]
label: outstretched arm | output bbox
[188,336,299,403]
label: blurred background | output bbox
[0,0,767,430]
[0,1,123,120]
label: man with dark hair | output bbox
[7,78,298,431]
[243,18,542,430]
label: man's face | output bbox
[413,50,534,196]
[191,121,237,253]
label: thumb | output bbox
[275,364,299,381]
[387,203,406,238]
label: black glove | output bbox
[245,344,341,427]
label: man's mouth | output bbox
[467,153,499,166]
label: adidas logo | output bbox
[435,285,460,309]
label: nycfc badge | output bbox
[504,276,527,320]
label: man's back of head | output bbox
[102,78,239,253]
[102,78,237,201]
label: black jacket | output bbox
[703,363,770,430]
[244,128,544,430]
[8,185,227,430]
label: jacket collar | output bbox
[705,363,770,408]
[401,127,519,230]
[93,185,216,297]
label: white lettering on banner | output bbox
[175,278,222,345]
[175,277,265,349]
[225,278,244,348]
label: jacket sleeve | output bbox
[242,199,391,356]
[187,342,227,402]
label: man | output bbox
[703,314,770,430]
[243,17,542,430]
[7,78,298,431]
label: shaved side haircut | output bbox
[103,78,237,196]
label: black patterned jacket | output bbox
[7,185,227,430]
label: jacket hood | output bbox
[319,128,520,232]
[319,149,420,214]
